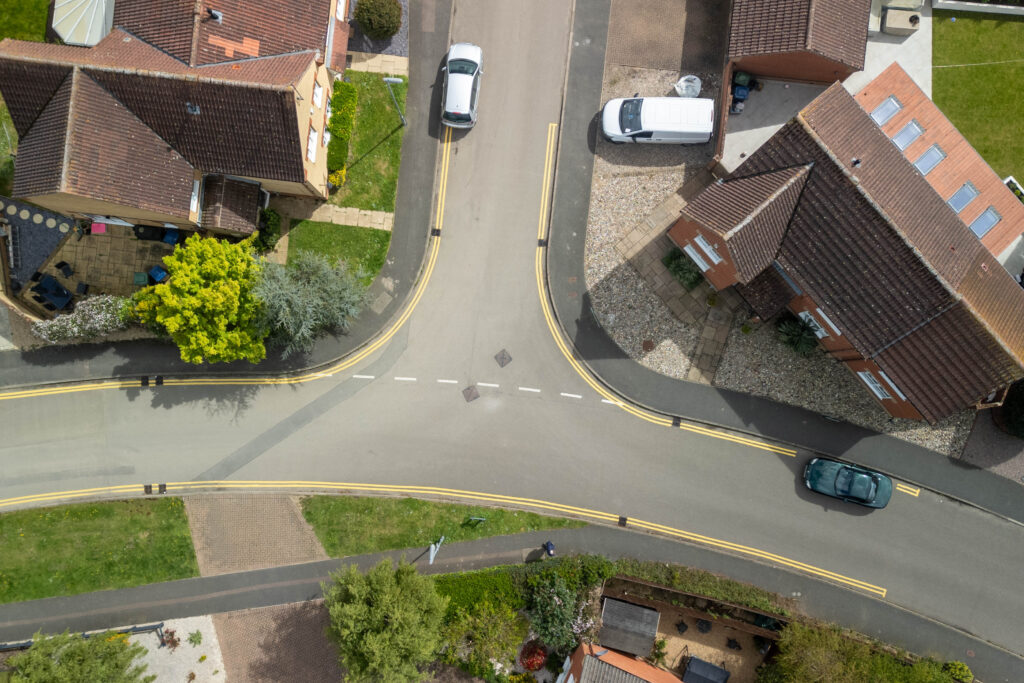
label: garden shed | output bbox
[598,598,661,657]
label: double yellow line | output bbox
[0,478,885,597]
[532,123,795,457]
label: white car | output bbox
[441,42,483,128]
[601,96,714,144]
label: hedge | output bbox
[328,81,359,173]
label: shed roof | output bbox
[599,599,660,658]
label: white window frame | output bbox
[682,243,710,272]
[913,144,946,176]
[871,96,901,125]
[323,129,331,147]
[891,119,923,151]
[947,182,979,214]
[857,370,892,400]
[694,234,723,265]
[313,81,324,108]
[815,307,842,336]
[798,311,827,339]
[307,125,319,162]
[878,370,907,401]
[969,206,1000,238]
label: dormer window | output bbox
[870,96,901,125]
[913,144,945,176]
[891,120,923,151]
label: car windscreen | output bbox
[619,98,642,134]
[448,58,477,75]
[443,111,472,122]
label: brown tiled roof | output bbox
[0,46,71,136]
[736,266,793,319]
[732,83,1024,421]
[113,0,332,66]
[64,71,195,218]
[201,175,260,234]
[11,72,73,197]
[855,62,1024,260]
[728,0,869,70]
[683,165,809,283]
[113,0,196,63]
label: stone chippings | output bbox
[583,66,973,456]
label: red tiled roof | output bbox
[201,175,260,234]
[113,0,196,63]
[854,62,1024,260]
[729,0,870,70]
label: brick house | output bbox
[0,0,347,237]
[669,64,1024,423]
[561,643,683,683]
[728,0,871,84]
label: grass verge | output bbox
[329,71,408,212]
[933,9,1024,179]
[301,496,586,557]
[0,499,199,604]
[286,220,391,285]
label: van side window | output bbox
[632,131,653,139]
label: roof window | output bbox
[870,96,901,126]
[947,182,979,214]
[969,207,1001,238]
[913,144,945,176]
[891,120,923,151]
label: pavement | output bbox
[0,526,1020,682]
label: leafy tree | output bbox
[442,600,528,675]
[255,249,367,357]
[9,630,154,683]
[323,558,448,682]
[132,234,266,364]
[526,573,578,656]
[354,0,403,40]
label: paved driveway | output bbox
[606,0,728,72]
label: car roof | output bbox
[448,42,482,64]
[444,72,474,116]
[640,97,714,129]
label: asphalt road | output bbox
[1,0,1023,677]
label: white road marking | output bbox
[437,379,458,384]
[560,392,582,399]
[478,382,500,388]
[353,375,375,379]
[518,387,541,393]
[394,377,417,382]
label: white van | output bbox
[601,96,715,144]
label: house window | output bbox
[947,182,979,214]
[857,370,892,400]
[336,0,346,19]
[878,370,907,401]
[313,81,323,108]
[307,125,318,162]
[682,243,710,272]
[694,234,723,265]
[891,120,923,151]
[870,96,901,125]
[773,261,802,295]
[913,144,945,176]
[798,311,827,339]
[323,129,331,147]
[969,206,1001,238]
[816,307,842,336]
[189,179,201,215]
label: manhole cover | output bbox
[494,349,512,368]
[642,339,655,352]
[462,385,480,402]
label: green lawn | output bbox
[0,499,199,604]
[0,0,48,196]
[287,220,391,284]
[329,71,408,212]
[933,9,1024,180]
[301,496,586,557]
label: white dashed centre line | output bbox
[518,387,541,393]
[353,375,375,379]
[478,382,500,388]
[560,392,582,399]
[601,399,622,405]
[437,379,458,384]
[394,377,417,382]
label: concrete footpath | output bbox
[0,525,1019,682]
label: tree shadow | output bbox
[247,601,345,683]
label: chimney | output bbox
[207,8,223,24]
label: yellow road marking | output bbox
[0,480,884,597]
[0,127,455,402]
[532,123,796,457]
[895,483,920,497]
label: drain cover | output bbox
[494,349,512,368]
[642,339,655,352]
[462,385,480,402]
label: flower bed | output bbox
[1005,175,1024,204]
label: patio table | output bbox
[38,274,72,310]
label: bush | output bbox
[434,567,525,619]
[252,208,282,253]
[31,295,132,343]
[518,641,546,671]
[662,248,704,290]
[442,601,527,677]
[328,81,358,172]
[354,0,403,40]
[526,574,578,656]
[10,630,154,682]
[776,312,819,357]
[942,661,973,682]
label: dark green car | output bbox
[803,458,893,509]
